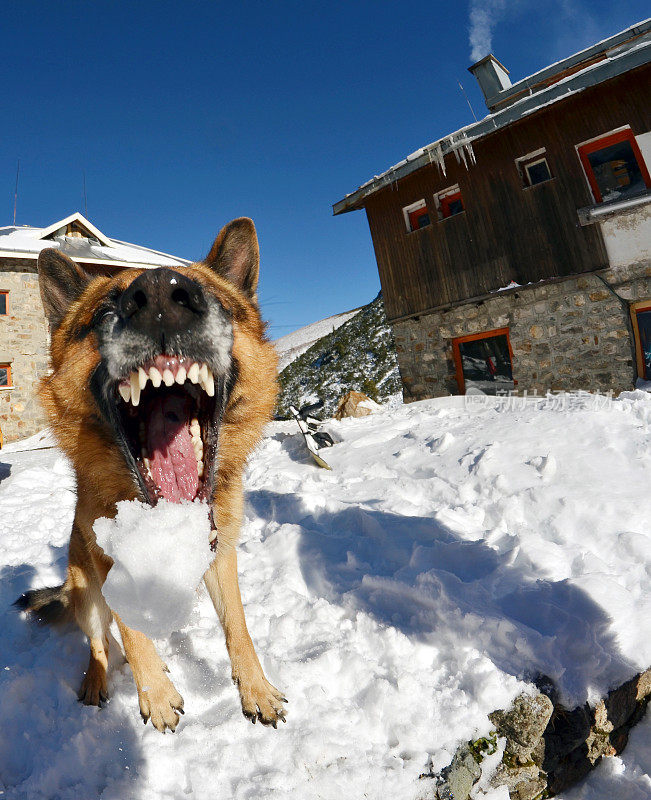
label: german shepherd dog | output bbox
[16,219,287,732]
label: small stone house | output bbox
[0,212,190,444]
[333,20,651,400]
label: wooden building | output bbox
[334,20,651,400]
[0,213,190,444]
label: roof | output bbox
[0,212,191,269]
[333,18,651,215]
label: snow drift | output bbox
[1,391,649,799]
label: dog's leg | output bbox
[204,544,287,726]
[113,614,184,732]
[67,525,113,706]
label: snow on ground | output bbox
[0,391,650,799]
[274,308,361,371]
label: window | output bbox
[435,185,464,220]
[452,328,515,395]
[577,128,651,203]
[631,301,651,381]
[0,291,7,315]
[0,363,12,389]
[516,149,552,187]
[403,200,431,232]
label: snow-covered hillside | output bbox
[1,391,650,800]
[276,293,401,418]
[274,308,361,372]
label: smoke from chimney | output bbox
[469,0,509,62]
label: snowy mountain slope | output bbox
[274,308,361,372]
[276,293,402,418]
[1,392,650,799]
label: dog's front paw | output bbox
[138,670,184,733]
[235,668,287,727]
[78,664,109,706]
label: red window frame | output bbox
[438,190,464,219]
[408,206,430,231]
[631,301,651,381]
[0,363,12,389]
[577,128,651,203]
[0,291,8,315]
[452,327,515,394]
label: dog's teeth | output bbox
[130,372,141,406]
[187,362,200,384]
[118,383,131,403]
[193,439,203,460]
[175,366,187,385]
[138,367,148,390]
[204,368,215,397]
[162,368,175,387]
[190,418,201,437]
[198,363,208,385]
[149,367,162,388]
[197,460,204,478]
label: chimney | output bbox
[468,54,511,111]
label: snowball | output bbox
[94,499,213,638]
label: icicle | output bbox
[459,144,468,170]
[453,147,461,165]
[465,142,476,166]
[434,143,446,177]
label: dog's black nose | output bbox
[120,268,207,335]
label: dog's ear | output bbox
[204,218,259,301]
[37,248,92,330]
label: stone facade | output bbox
[0,261,50,443]
[393,261,651,402]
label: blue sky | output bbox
[1,1,648,336]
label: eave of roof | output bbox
[333,20,651,216]
[0,213,191,269]
[38,212,113,247]
[484,17,650,111]
[0,250,190,270]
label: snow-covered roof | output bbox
[0,212,191,269]
[333,19,651,215]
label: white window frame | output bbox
[402,199,428,233]
[515,148,552,188]
[434,184,463,220]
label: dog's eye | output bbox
[92,306,117,328]
[70,306,116,340]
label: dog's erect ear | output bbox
[37,248,92,330]
[204,218,259,300]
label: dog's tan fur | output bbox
[22,219,285,731]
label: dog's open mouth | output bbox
[115,355,222,505]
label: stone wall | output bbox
[393,262,651,402]
[0,262,50,444]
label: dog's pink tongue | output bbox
[147,395,199,502]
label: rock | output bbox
[605,670,649,729]
[541,703,592,772]
[334,391,379,420]
[491,761,546,800]
[435,746,481,800]
[546,745,593,796]
[636,668,651,701]
[426,670,650,800]
[489,693,554,759]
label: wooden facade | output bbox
[362,65,651,322]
